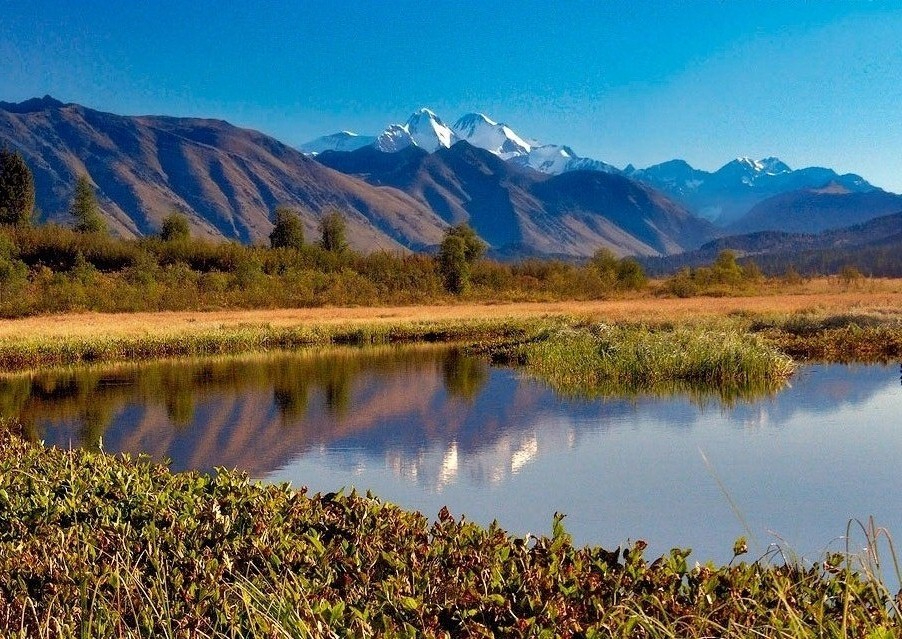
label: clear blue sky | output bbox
[2,1,900,191]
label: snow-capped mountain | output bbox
[627,157,876,224]
[298,131,375,155]
[403,108,458,152]
[374,124,415,153]
[300,112,884,227]
[302,108,618,176]
[372,108,458,153]
[451,113,531,159]
[514,144,619,175]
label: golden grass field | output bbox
[1,283,900,343]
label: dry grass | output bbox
[0,288,900,343]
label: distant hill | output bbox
[317,142,716,257]
[0,96,447,250]
[643,211,902,276]
[727,185,902,235]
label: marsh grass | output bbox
[0,430,898,638]
[508,323,795,400]
[747,310,902,362]
[0,317,550,372]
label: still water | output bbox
[5,345,900,563]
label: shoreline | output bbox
[0,292,898,372]
[1,290,901,338]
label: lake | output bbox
[6,345,900,564]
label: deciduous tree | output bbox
[438,223,486,294]
[319,210,347,253]
[269,206,305,250]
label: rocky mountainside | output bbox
[0,96,446,249]
[315,142,715,257]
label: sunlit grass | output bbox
[503,323,795,402]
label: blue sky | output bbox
[2,1,900,191]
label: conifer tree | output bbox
[0,148,35,226]
[70,175,107,234]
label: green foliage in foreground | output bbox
[509,323,796,400]
[0,431,897,639]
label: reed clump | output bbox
[511,323,796,398]
[0,430,897,638]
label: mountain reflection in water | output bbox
[2,346,899,560]
[4,344,779,479]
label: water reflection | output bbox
[3,347,899,560]
[1,348,889,483]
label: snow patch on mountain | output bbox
[374,124,416,152]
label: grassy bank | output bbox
[0,293,899,372]
[0,430,898,639]
[0,317,548,372]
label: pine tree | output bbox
[70,175,107,234]
[0,147,35,226]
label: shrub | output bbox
[159,210,191,242]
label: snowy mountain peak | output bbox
[374,124,415,153]
[451,112,531,160]
[453,112,497,133]
[734,157,764,171]
[728,156,792,175]
[758,157,791,174]
[305,107,616,175]
[409,107,439,119]
[400,108,458,152]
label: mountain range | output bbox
[0,96,446,250]
[302,108,883,226]
[0,96,897,261]
[315,143,713,257]
[0,96,712,257]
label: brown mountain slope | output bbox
[317,142,716,257]
[0,96,446,250]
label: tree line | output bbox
[0,149,652,316]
